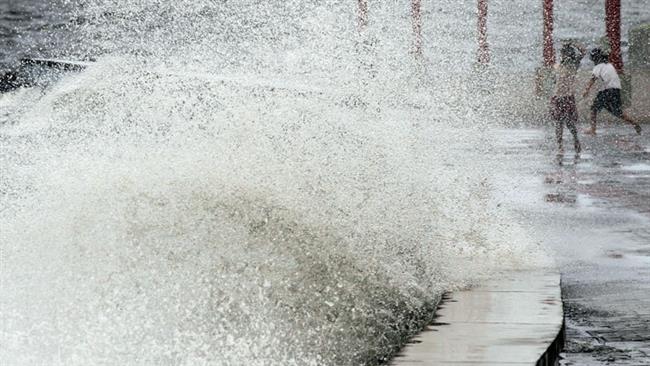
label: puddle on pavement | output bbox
[622,163,650,172]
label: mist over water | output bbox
[0,1,552,365]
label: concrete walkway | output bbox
[493,127,650,365]
[390,270,563,366]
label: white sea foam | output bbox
[1,1,548,364]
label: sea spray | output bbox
[2,1,547,364]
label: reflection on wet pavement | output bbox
[494,126,650,365]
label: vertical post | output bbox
[477,0,490,64]
[543,0,555,67]
[358,0,368,29]
[412,0,423,56]
[606,0,623,72]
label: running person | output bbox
[550,41,584,154]
[583,48,642,135]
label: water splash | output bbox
[1,1,547,364]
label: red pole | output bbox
[606,0,623,72]
[543,0,555,67]
[477,0,490,64]
[358,0,368,29]
[412,0,423,56]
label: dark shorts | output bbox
[550,95,578,122]
[591,88,623,117]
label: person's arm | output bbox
[583,76,596,98]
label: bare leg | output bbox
[566,120,581,153]
[621,111,642,134]
[584,111,597,135]
[555,120,564,153]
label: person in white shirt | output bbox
[583,48,642,135]
[550,42,585,154]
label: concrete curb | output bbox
[389,270,564,366]
[536,317,565,366]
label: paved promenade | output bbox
[494,126,650,365]
[390,270,563,366]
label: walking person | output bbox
[583,48,642,135]
[550,41,585,154]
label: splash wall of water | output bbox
[0,1,551,365]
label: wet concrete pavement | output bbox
[494,125,650,365]
[390,270,563,366]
